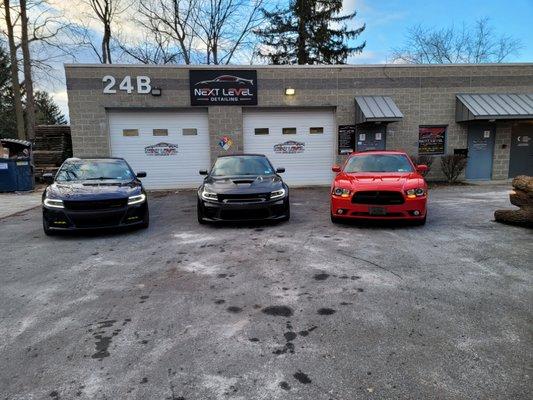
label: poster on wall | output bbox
[338,125,355,155]
[419,126,446,155]
[190,70,257,105]
[145,142,178,156]
[274,140,305,154]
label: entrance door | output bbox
[466,124,495,180]
[509,122,533,177]
[356,125,386,151]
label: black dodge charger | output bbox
[197,154,290,223]
[42,158,149,235]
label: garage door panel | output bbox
[108,111,210,189]
[243,110,335,185]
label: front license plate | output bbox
[369,207,386,216]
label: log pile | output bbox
[494,175,533,228]
[33,125,72,179]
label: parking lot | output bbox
[0,184,531,399]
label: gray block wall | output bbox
[65,63,533,180]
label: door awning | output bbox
[355,96,403,124]
[456,93,533,122]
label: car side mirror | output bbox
[136,171,147,178]
[332,165,341,173]
[42,173,54,184]
[199,169,208,175]
[416,165,428,173]
[276,167,285,173]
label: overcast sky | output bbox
[12,0,532,121]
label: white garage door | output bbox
[243,109,335,185]
[108,111,210,189]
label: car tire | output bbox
[413,214,427,226]
[197,201,206,225]
[331,214,342,224]
[140,209,150,229]
[281,201,290,222]
[43,219,56,236]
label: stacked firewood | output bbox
[494,176,533,228]
[33,125,72,179]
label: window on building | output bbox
[183,128,198,136]
[153,129,168,136]
[282,127,297,135]
[254,128,269,135]
[122,129,139,137]
[418,126,447,155]
[310,127,324,134]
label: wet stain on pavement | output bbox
[317,308,336,315]
[293,371,312,384]
[227,306,242,313]
[279,381,290,390]
[313,273,330,281]
[214,299,225,304]
[298,326,317,337]
[90,319,129,360]
[284,332,297,341]
[262,306,293,317]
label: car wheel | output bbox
[140,209,150,229]
[281,201,290,222]
[413,213,427,226]
[43,218,55,236]
[197,200,206,225]
[331,213,342,224]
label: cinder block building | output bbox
[65,63,533,189]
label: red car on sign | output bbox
[330,151,428,225]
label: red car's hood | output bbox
[334,172,425,191]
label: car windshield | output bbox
[56,160,134,182]
[344,154,414,173]
[211,156,274,176]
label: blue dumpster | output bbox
[0,139,34,192]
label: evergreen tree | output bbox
[255,0,365,64]
[0,42,17,139]
[34,91,67,125]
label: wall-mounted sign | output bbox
[419,126,446,155]
[274,140,305,154]
[103,76,151,94]
[0,163,8,170]
[218,136,233,150]
[190,70,257,105]
[338,125,355,155]
[145,142,178,156]
[375,132,382,140]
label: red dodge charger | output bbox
[330,151,428,225]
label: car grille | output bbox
[218,193,270,203]
[64,198,128,211]
[220,209,270,220]
[351,191,405,205]
[70,214,124,228]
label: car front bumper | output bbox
[330,196,427,220]
[199,197,289,222]
[43,202,148,231]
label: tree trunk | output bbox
[296,0,308,64]
[3,0,26,140]
[20,0,35,140]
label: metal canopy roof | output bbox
[355,96,403,124]
[456,93,533,122]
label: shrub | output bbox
[409,154,434,176]
[440,155,467,183]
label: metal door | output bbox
[509,122,533,177]
[466,124,495,180]
[356,126,386,151]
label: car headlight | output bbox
[406,188,426,199]
[270,188,286,200]
[128,193,146,205]
[332,187,351,198]
[43,198,64,209]
[201,189,218,201]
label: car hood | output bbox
[46,180,142,201]
[334,172,426,191]
[203,175,284,195]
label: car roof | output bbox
[64,157,126,162]
[349,150,408,156]
[216,153,266,158]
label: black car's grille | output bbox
[64,198,128,211]
[218,193,270,203]
[70,214,123,228]
[351,191,405,205]
[220,209,270,220]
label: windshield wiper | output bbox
[84,177,117,180]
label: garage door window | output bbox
[183,128,198,135]
[254,128,269,135]
[282,127,297,135]
[122,129,139,137]
[310,127,324,134]
[153,129,168,136]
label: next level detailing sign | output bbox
[419,126,446,155]
[189,70,257,106]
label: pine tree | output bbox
[0,42,18,139]
[34,91,67,126]
[255,0,365,64]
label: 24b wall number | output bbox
[102,76,152,94]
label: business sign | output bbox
[145,142,178,156]
[419,126,446,155]
[190,70,257,105]
[274,141,305,154]
[338,125,355,155]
